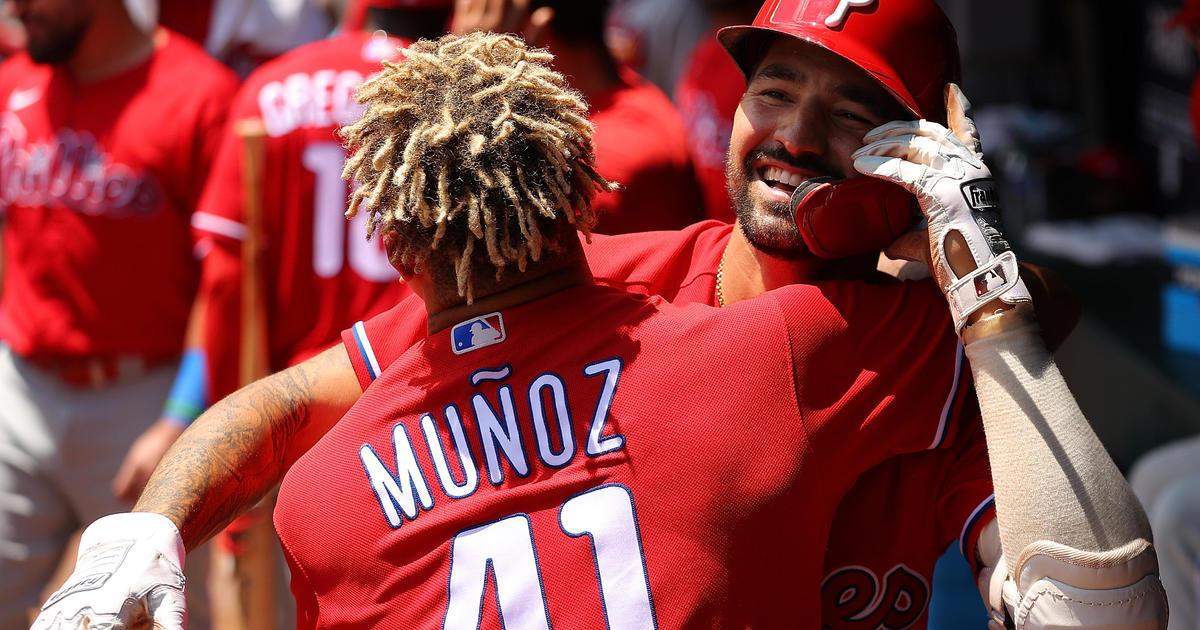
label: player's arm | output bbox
[31,345,360,630]
[135,344,360,547]
[854,84,1167,629]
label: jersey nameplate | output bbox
[359,357,626,529]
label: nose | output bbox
[772,99,829,159]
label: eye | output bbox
[834,110,878,128]
[751,86,791,103]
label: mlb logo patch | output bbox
[451,312,506,354]
[974,263,1007,297]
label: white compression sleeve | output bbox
[963,322,1151,577]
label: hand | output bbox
[852,83,1031,332]
[112,419,186,503]
[31,513,186,630]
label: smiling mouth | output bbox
[758,165,811,196]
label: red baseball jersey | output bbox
[674,35,743,223]
[279,278,966,629]
[588,68,705,234]
[192,30,413,399]
[0,30,237,362]
[342,221,995,628]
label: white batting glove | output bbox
[851,83,1031,332]
[31,513,187,630]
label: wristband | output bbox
[163,348,209,427]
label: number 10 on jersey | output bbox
[444,484,658,629]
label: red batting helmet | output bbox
[718,0,962,122]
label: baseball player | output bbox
[111,0,454,504]
[30,0,1152,624]
[672,1,754,222]
[31,30,1095,629]
[331,1,1157,627]
[328,8,1167,621]
[0,0,237,626]
[332,2,1070,628]
[107,4,446,627]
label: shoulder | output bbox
[768,277,956,353]
[585,220,730,299]
[150,29,238,98]
[249,31,399,80]
[0,52,35,79]
[592,67,685,127]
[0,53,44,98]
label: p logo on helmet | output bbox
[822,0,876,28]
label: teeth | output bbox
[762,166,806,187]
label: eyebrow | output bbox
[751,62,903,119]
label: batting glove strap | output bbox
[33,512,187,630]
[944,250,1024,330]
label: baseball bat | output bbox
[211,118,279,630]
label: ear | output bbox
[524,6,555,45]
[381,229,417,279]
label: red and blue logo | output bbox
[451,312,506,355]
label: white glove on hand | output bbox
[852,83,1031,332]
[31,513,187,630]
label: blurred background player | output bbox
[451,0,704,234]
[672,0,755,222]
[108,2,450,627]
[0,0,237,626]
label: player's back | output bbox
[280,279,962,629]
[339,221,988,629]
[193,31,412,395]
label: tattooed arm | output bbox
[133,344,362,550]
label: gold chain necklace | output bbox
[715,245,728,308]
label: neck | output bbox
[66,7,156,83]
[719,221,879,304]
[426,261,594,334]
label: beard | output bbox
[24,13,89,65]
[726,146,843,262]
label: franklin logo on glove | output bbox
[962,180,998,211]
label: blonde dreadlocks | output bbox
[340,31,617,302]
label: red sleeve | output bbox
[192,82,260,401]
[185,75,239,216]
[198,236,245,401]
[339,291,429,390]
[780,280,970,470]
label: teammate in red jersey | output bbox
[344,221,992,628]
[332,0,1152,625]
[673,0,756,223]
[451,0,704,234]
[35,25,1162,630]
[0,0,237,625]
[110,0,454,505]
